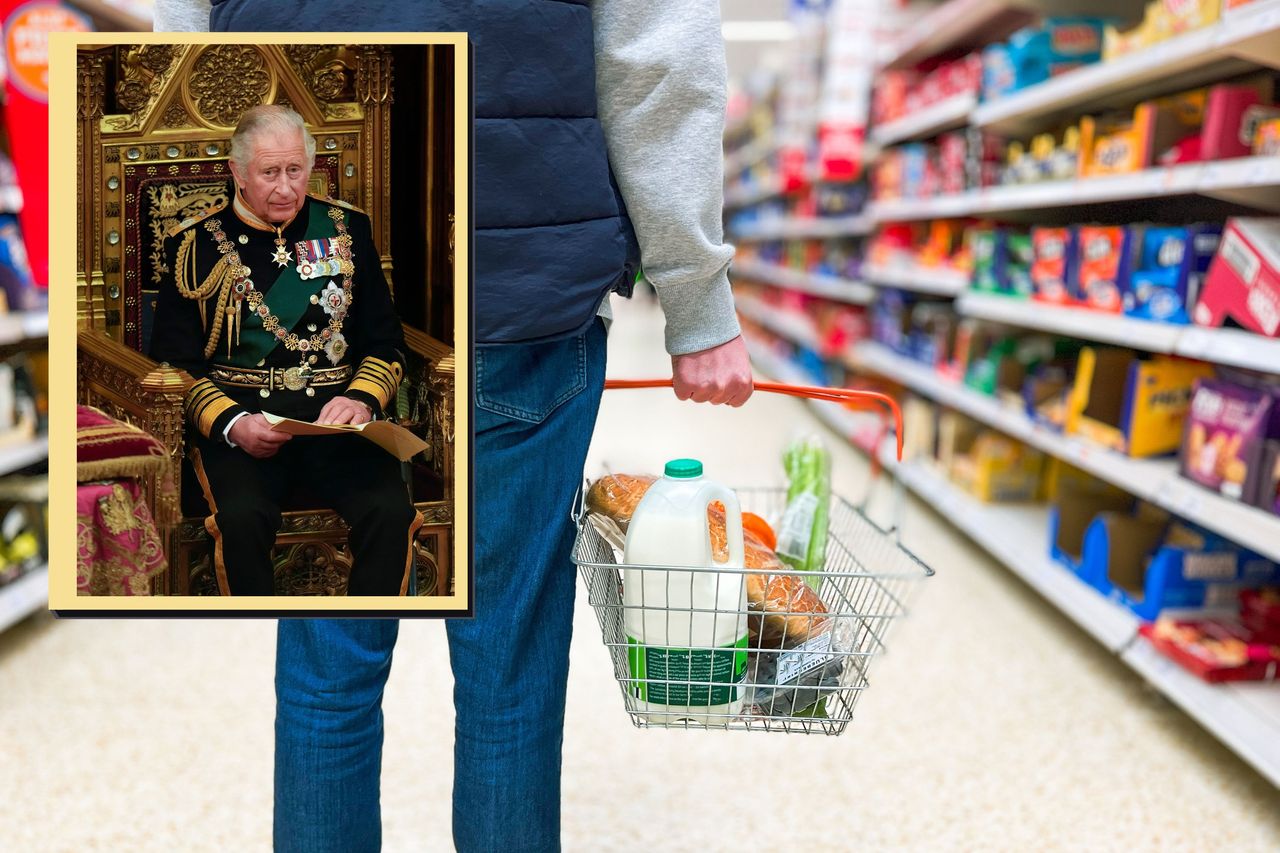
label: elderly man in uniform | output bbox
[150,104,419,596]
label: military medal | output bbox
[271,236,293,268]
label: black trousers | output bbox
[190,432,418,595]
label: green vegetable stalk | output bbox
[777,435,831,590]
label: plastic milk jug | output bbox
[622,458,749,724]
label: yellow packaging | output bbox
[1079,90,1206,177]
[1067,348,1216,457]
[950,432,1046,503]
[1254,116,1280,156]
[1147,0,1220,40]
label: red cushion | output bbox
[76,405,167,482]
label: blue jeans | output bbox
[274,320,608,852]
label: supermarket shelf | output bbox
[751,330,1280,786]
[957,292,1182,352]
[880,0,1034,70]
[958,292,1280,372]
[1176,325,1280,374]
[972,1,1280,136]
[724,177,785,209]
[733,260,876,305]
[1123,638,1280,788]
[735,295,822,350]
[731,213,874,242]
[868,156,1280,221]
[0,564,48,635]
[65,0,151,30]
[896,457,1141,650]
[723,134,775,178]
[848,341,1280,563]
[895,452,1280,786]
[863,262,969,296]
[0,311,48,345]
[745,336,905,458]
[0,435,47,477]
[870,92,978,147]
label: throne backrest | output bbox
[77,44,395,353]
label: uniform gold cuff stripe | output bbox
[354,368,397,399]
[195,396,238,438]
[347,377,392,408]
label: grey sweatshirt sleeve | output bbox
[153,0,211,31]
[592,0,741,356]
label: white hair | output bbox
[229,105,316,172]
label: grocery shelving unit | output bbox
[0,562,49,633]
[870,92,977,147]
[732,260,876,306]
[861,261,969,296]
[972,1,1280,135]
[733,213,873,242]
[725,0,1280,788]
[744,327,1280,788]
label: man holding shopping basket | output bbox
[158,1,753,849]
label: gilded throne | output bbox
[75,44,456,596]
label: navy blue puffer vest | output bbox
[210,0,639,344]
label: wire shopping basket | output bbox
[572,379,934,734]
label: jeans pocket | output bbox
[474,333,587,424]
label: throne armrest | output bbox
[77,329,190,528]
[400,324,454,501]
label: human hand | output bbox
[316,395,373,426]
[229,414,292,459]
[670,335,754,407]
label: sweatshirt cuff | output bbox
[653,269,742,356]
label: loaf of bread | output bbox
[585,474,656,527]
[746,574,829,647]
[586,473,828,647]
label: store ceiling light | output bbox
[722,20,796,42]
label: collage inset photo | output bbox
[48,33,470,612]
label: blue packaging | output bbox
[982,18,1110,100]
[1124,224,1222,325]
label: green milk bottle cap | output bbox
[664,458,703,479]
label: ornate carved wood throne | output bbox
[75,44,455,596]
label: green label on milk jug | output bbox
[626,636,749,706]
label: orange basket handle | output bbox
[603,378,903,462]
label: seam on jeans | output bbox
[476,214,619,232]
[474,335,586,423]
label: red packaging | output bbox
[0,1,91,288]
[1241,588,1280,643]
[1194,218,1280,338]
[1140,618,1280,683]
[1201,83,1268,161]
[1076,225,1135,313]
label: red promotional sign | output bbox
[1,1,91,288]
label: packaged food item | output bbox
[1255,116,1280,156]
[586,473,658,527]
[1194,218,1280,338]
[622,459,749,724]
[1241,588,1280,643]
[1124,224,1222,324]
[982,18,1109,101]
[776,435,832,590]
[1075,225,1138,312]
[1080,91,1205,176]
[1031,226,1079,304]
[1140,617,1280,683]
[1069,347,1214,457]
[743,628,843,718]
[1180,380,1278,502]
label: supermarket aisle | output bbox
[2,297,1278,851]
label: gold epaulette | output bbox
[308,192,365,215]
[164,198,229,239]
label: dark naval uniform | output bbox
[150,190,420,595]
